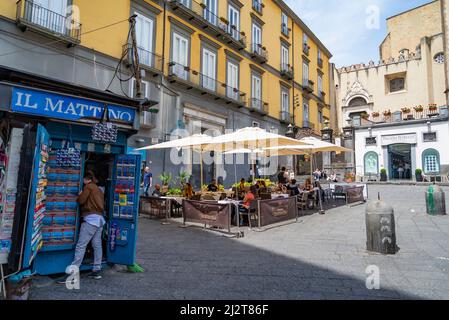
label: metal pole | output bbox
[129,15,142,100]
[0,264,5,299]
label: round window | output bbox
[434,53,445,64]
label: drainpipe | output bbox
[291,18,295,128]
[162,1,167,74]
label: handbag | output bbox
[91,104,118,144]
[56,126,81,168]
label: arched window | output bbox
[364,152,379,175]
[348,97,367,107]
[422,149,440,174]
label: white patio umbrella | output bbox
[264,136,352,180]
[136,134,214,188]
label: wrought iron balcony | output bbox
[279,111,292,124]
[253,0,264,14]
[167,61,247,107]
[317,58,323,68]
[302,79,314,93]
[250,43,268,64]
[222,24,247,50]
[281,23,289,37]
[16,0,81,46]
[280,63,294,80]
[122,44,163,74]
[303,43,310,56]
[168,0,228,38]
[249,98,269,115]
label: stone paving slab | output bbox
[29,185,449,300]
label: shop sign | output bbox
[11,87,136,124]
[381,133,416,146]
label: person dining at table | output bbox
[303,178,314,192]
[258,180,268,194]
[152,184,163,197]
[274,182,288,194]
[207,179,219,192]
[182,182,194,199]
[239,186,256,226]
[286,179,300,196]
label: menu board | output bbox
[113,155,136,220]
[42,151,80,247]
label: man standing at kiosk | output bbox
[59,173,105,283]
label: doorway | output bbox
[388,144,412,180]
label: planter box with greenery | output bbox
[415,169,423,182]
[380,168,387,181]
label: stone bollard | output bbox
[366,200,397,254]
[426,184,447,216]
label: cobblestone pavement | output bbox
[30,185,449,300]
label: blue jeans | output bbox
[71,222,103,272]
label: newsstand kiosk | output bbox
[3,83,145,276]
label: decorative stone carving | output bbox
[342,80,372,107]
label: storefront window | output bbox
[364,151,378,175]
[422,149,440,174]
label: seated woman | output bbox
[182,182,194,199]
[239,186,256,226]
[286,179,300,196]
[258,180,268,194]
[303,178,314,191]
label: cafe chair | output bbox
[239,200,258,228]
[334,185,347,202]
[297,192,308,212]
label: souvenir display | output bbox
[91,105,118,144]
[113,155,137,220]
[43,151,80,247]
[56,128,81,168]
[0,145,12,259]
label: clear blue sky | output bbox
[285,0,435,67]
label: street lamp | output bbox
[286,123,294,137]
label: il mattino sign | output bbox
[11,87,136,124]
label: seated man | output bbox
[286,179,300,196]
[207,179,219,192]
[152,184,162,197]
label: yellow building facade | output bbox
[1,0,331,135]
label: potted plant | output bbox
[361,112,369,120]
[159,173,172,194]
[344,171,355,183]
[371,112,380,118]
[414,105,423,112]
[383,109,391,117]
[415,168,423,182]
[428,103,438,112]
[401,107,411,114]
[380,168,387,181]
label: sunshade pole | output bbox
[200,150,204,190]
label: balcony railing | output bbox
[281,23,289,37]
[169,0,246,50]
[371,109,443,124]
[280,63,294,80]
[302,79,314,93]
[167,61,247,106]
[317,58,323,68]
[279,111,292,124]
[302,120,315,129]
[303,43,310,55]
[122,44,163,74]
[250,43,268,63]
[253,0,263,14]
[16,0,81,45]
[249,98,268,115]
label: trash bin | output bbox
[426,184,447,216]
[366,200,397,254]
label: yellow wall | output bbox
[0,0,331,132]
